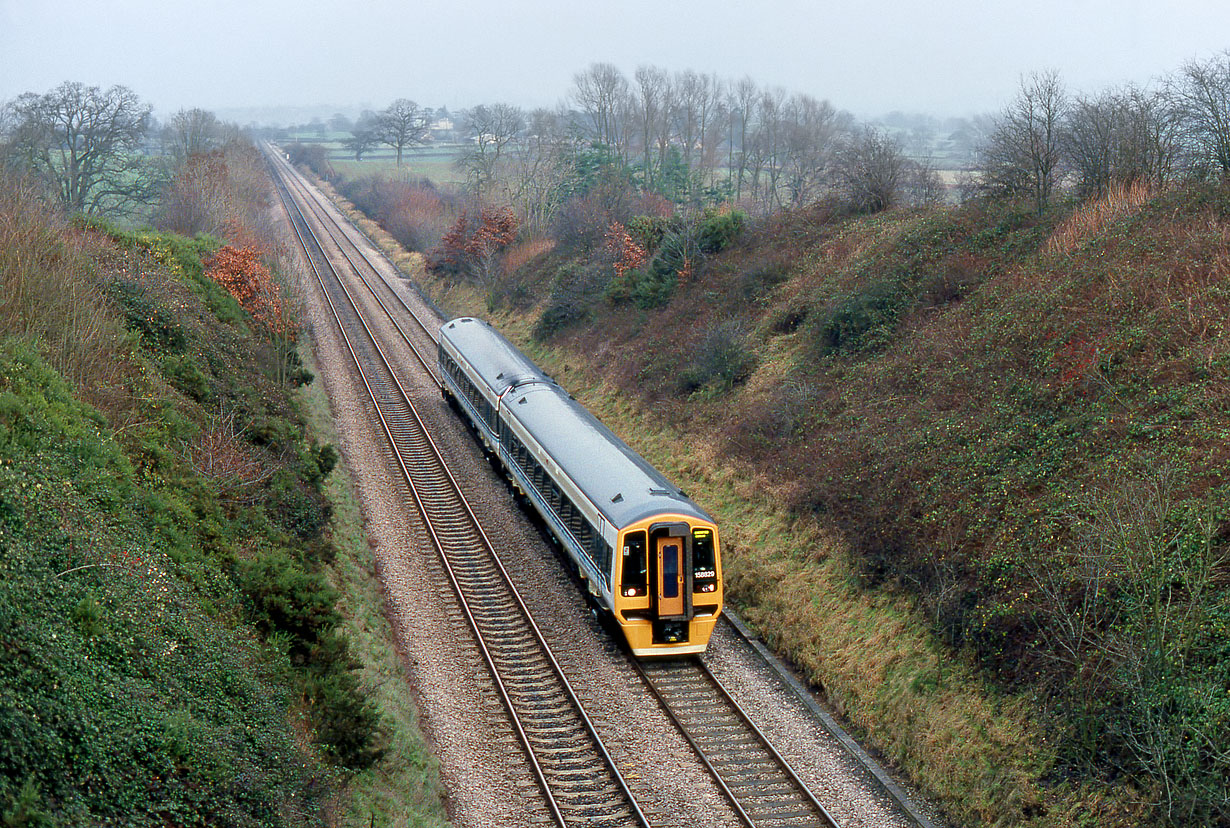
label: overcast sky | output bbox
[2,0,1228,122]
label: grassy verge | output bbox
[294,343,451,827]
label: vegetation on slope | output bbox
[555,187,1228,826]
[0,163,447,825]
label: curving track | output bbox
[264,144,936,828]
[265,146,647,828]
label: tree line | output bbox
[0,81,242,221]
[323,65,945,233]
[332,51,1230,234]
[7,50,1230,227]
[978,52,1230,214]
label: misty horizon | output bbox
[4,0,1230,126]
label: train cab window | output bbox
[692,528,718,594]
[620,531,648,597]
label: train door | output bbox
[655,535,685,617]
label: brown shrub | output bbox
[339,175,458,253]
[502,237,555,274]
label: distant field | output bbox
[280,130,466,184]
[331,147,465,184]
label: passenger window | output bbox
[620,531,648,597]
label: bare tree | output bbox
[376,98,430,167]
[746,87,788,212]
[1121,86,1181,186]
[651,72,679,194]
[1064,84,1181,198]
[727,76,760,203]
[835,127,908,213]
[980,70,1069,214]
[632,65,669,190]
[163,108,233,165]
[673,70,725,202]
[780,94,842,206]
[1064,90,1122,198]
[456,102,524,203]
[697,73,728,194]
[673,70,704,191]
[1171,51,1230,177]
[7,81,153,215]
[571,63,629,155]
[507,107,576,234]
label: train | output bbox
[438,317,723,656]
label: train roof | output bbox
[502,383,712,530]
[440,317,551,397]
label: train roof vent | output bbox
[648,487,671,496]
[517,397,528,405]
[496,372,505,380]
[610,493,623,503]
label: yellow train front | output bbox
[439,318,722,656]
[608,514,723,656]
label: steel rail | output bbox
[267,147,649,828]
[718,614,940,828]
[273,144,935,828]
[266,149,443,377]
[635,657,841,828]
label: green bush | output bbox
[697,209,747,253]
[533,262,606,340]
[627,214,671,251]
[239,549,339,651]
[108,280,188,354]
[305,633,387,770]
[3,170,398,823]
[741,262,792,300]
[817,278,913,353]
[160,354,213,402]
[606,266,678,309]
[267,472,332,539]
[0,342,330,825]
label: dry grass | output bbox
[503,237,556,274]
[0,173,127,393]
[1046,181,1157,254]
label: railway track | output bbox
[265,147,648,828]
[264,145,933,828]
[637,658,839,828]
